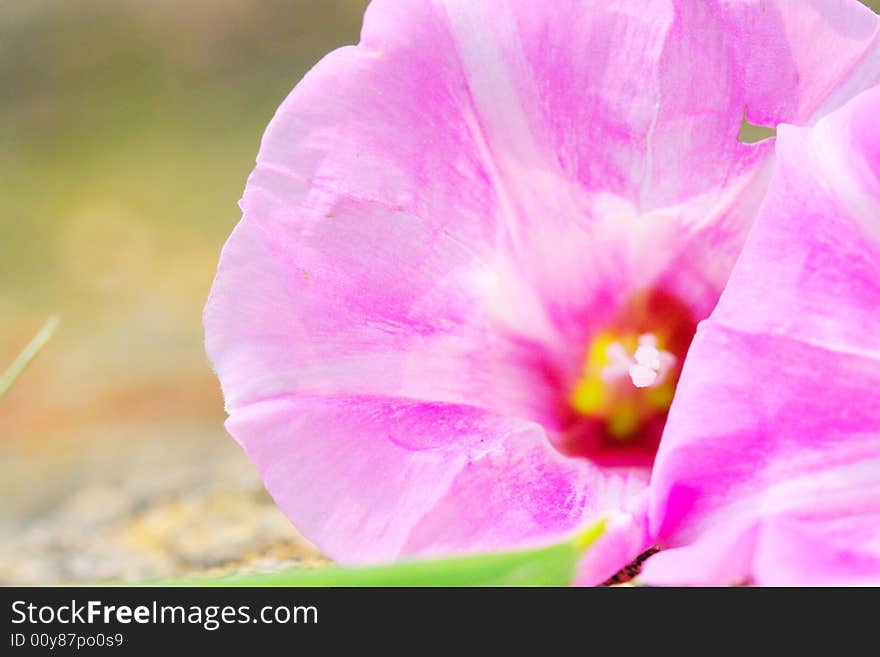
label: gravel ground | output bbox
[0,423,326,585]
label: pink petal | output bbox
[227,394,647,563]
[640,519,758,587]
[646,85,880,586]
[208,3,880,418]
[574,501,651,586]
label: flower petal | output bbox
[208,1,880,411]
[646,85,880,586]
[640,518,758,587]
[226,394,645,564]
[574,502,651,586]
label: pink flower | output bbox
[205,0,880,583]
[643,84,880,586]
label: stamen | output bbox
[599,332,676,389]
[633,343,661,371]
[600,341,632,383]
[629,363,660,388]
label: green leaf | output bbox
[0,316,59,401]
[157,518,606,587]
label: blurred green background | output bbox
[1,0,878,584]
[0,0,368,584]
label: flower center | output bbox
[570,330,677,441]
[556,290,697,466]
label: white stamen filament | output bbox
[601,333,676,389]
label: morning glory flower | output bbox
[205,0,880,583]
[643,83,880,586]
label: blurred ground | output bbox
[0,0,367,584]
[2,0,879,585]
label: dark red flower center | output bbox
[556,290,697,468]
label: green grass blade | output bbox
[0,316,59,401]
[155,518,606,587]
